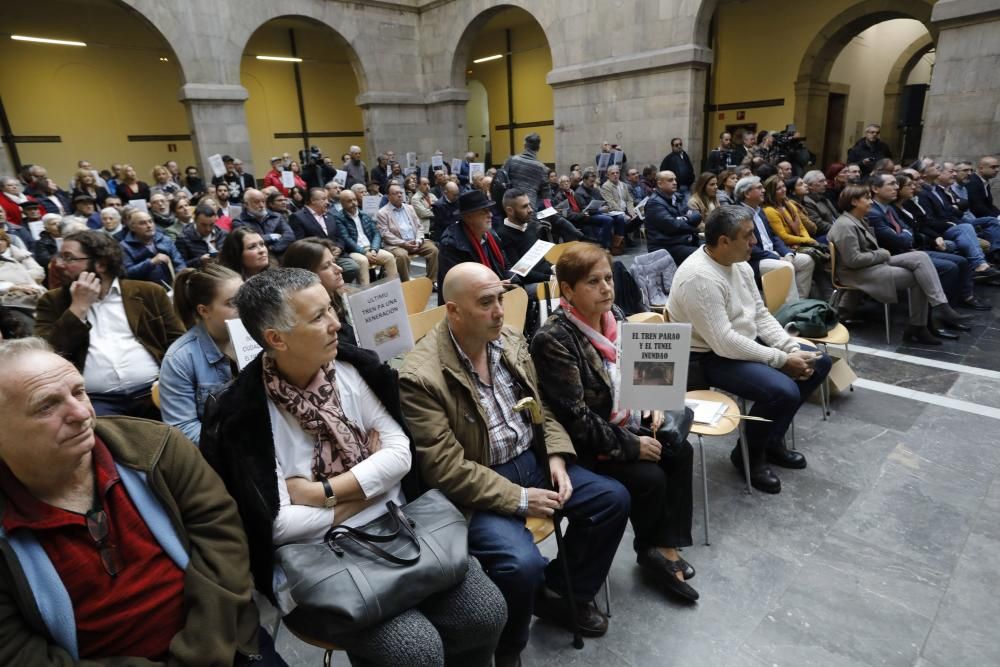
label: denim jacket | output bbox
[159,322,234,444]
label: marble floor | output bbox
[274,241,1000,666]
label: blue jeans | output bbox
[468,449,630,654]
[585,213,626,248]
[697,344,832,462]
[944,222,987,268]
[968,216,1000,252]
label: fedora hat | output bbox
[458,190,494,215]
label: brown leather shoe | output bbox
[533,589,609,637]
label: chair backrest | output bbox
[544,242,572,265]
[626,311,664,324]
[503,286,529,333]
[151,380,161,408]
[408,304,447,342]
[761,265,793,314]
[827,240,847,289]
[536,280,561,321]
[401,277,434,315]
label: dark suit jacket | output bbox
[917,184,963,224]
[867,202,915,254]
[967,173,999,218]
[34,278,185,372]
[495,220,552,284]
[334,210,382,253]
[645,190,699,250]
[288,207,345,251]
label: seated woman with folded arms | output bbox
[201,268,506,667]
[281,237,357,346]
[530,242,699,602]
[159,263,243,444]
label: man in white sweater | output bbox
[667,206,832,493]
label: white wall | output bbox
[829,19,930,158]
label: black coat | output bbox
[967,173,999,218]
[437,222,510,304]
[200,343,421,603]
[495,221,551,284]
[659,151,695,188]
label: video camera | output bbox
[772,125,813,169]
[299,145,324,165]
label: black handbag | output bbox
[275,489,468,635]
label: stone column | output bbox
[793,79,831,165]
[920,0,1000,159]
[357,89,469,162]
[546,45,712,173]
[179,83,252,177]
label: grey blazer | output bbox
[828,212,899,303]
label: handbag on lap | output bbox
[275,489,468,635]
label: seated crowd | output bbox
[1,139,998,666]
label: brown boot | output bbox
[611,234,625,256]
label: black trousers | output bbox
[593,431,694,552]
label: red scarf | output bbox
[463,224,506,270]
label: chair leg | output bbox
[699,434,710,546]
[736,399,753,495]
[789,419,796,451]
[603,577,612,617]
[884,303,891,344]
[551,514,584,649]
[323,649,333,667]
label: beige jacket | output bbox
[599,178,636,217]
[375,203,426,247]
[399,320,576,516]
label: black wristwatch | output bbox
[321,478,337,508]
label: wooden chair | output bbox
[408,305,447,342]
[829,240,890,344]
[401,276,434,315]
[687,390,748,545]
[526,516,611,620]
[544,242,573,265]
[761,265,848,419]
[626,311,664,324]
[536,280,561,321]
[503,286,529,333]
[151,380,160,409]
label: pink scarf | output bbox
[262,354,370,480]
[560,298,632,426]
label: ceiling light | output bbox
[159,57,169,62]
[256,55,302,62]
[473,54,503,64]
[11,34,86,47]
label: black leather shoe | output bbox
[730,447,782,493]
[930,327,959,340]
[533,590,609,637]
[766,446,807,469]
[636,548,700,602]
[959,296,992,310]
[495,652,522,667]
[933,303,974,327]
[937,319,972,332]
[972,268,1000,283]
[677,556,696,580]
[903,325,943,345]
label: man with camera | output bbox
[300,146,336,190]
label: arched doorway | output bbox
[881,35,935,163]
[465,80,490,163]
[793,2,935,167]
[241,16,366,179]
[0,0,188,185]
[454,6,555,166]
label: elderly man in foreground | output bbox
[667,206,832,494]
[399,262,630,667]
[0,338,281,665]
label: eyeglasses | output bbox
[54,253,89,264]
[85,506,124,576]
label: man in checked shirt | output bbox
[400,262,630,667]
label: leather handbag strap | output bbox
[324,501,421,565]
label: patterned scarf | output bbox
[262,354,370,480]
[560,298,632,426]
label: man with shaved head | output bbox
[400,262,630,667]
[0,338,278,664]
[644,170,702,264]
[967,155,1000,219]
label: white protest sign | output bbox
[208,154,227,179]
[362,195,382,218]
[27,220,44,240]
[636,196,649,220]
[616,322,691,412]
[431,155,444,170]
[451,158,461,173]
[470,163,485,178]
[129,199,149,214]
[597,153,610,172]
[406,152,416,169]
[281,171,295,189]
[346,278,415,362]
[536,206,558,220]
[613,150,624,165]
[225,318,263,371]
[334,170,348,187]
[510,239,555,278]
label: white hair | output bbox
[349,145,361,153]
[733,176,761,202]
